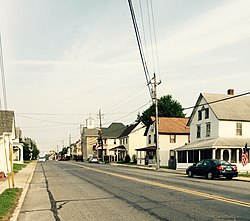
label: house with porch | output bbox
[109,122,146,162]
[12,127,24,164]
[175,89,250,172]
[101,122,126,161]
[137,117,190,167]
[0,110,16,177]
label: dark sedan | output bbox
[186,159,238,180]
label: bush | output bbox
[125,154,131,163]
[132,154,137,164]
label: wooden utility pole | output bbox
[99,109,104,163]
[153,73,160,170]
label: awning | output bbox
[136,146,156,151]
[109,145,126,151]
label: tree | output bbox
[23,137,40,160]
[140,95,185,125]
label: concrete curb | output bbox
[10,161,38,221]
[110,163,250,181]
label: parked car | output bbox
[38,156,46,162]
[186,159,238,180]
[88,157,99,163]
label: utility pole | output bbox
[98,109,104,163]
[153,73,160,170]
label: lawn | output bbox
[0,188,22,221]
[238,173,250,177]
[13,164,27,174]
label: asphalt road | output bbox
[18,161,250,221]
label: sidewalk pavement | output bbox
[110,163,250,182]
[0,161,37,221]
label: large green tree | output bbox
[140,95,185,125]
[23,137,40,160]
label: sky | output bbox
[1,0,250,153]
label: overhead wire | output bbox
[0,34,8,110]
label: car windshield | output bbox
[213,160,230,165]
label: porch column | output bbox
[199,150,201,161]
[229,149,231,163]
[212,149,216,159]
[236,149,239,163]
[186,151,188,163]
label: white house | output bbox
[175,89,250,172]
[13,127,24,164]
[0,110,16,177]
[137,117,190,167]
[110,122,146,162]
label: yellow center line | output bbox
[66,162,250,208]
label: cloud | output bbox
[159,0,250,64]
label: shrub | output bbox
[125,154,131,163]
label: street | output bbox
[18,161,250,221]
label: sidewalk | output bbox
[0,161,37,221]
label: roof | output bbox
[0,110,15,136]
[82,128,99,136]
[136,146,156,151]
[118,122,140,138]
[102,122,126,138]
[153,117,190,134]
[188,93,250,125]
[175,138,250,151]
[109,145,126,151]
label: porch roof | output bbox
[136,146,156,151]
[175,138,250,151]
[109,145,126,151]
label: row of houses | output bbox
[0,110,24,178]
[71,89,249,172]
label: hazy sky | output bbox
[1,0,250,153]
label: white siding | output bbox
[219,121,250,138]
[190,97,219,142]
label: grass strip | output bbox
[13,164,27,174]
[0,188,22,221]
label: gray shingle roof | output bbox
[0,110,15,136]
[102,122,126,138]
[202,93,250,121]
[175,137,250,151]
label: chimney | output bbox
[227,89,234,96]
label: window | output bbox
[205,108,209,119]
[236,122,242,136]
[198,110,202,120]
[206,123,211,137]
[125,138,128,144]
[197,125,201,138]
[188,150,194,163]
[170,135,176,143]
[148,135,151,144]
[215,149,221,159]
[114,139,116,145]
[178,151,187,163]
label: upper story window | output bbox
[114,139,116,145]
[148,135,151,144]
[198,110,202,121]
[170,135,176,143]
[236,122,242,136]
[206,123,211,137]
[125,138,128,144]
[205,108,209,119]
[197,125,201,138]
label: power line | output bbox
[0,34,8,110]
[183,91,250,111]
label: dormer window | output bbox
[198,110,202,121]
[205,108,209,119]
[236,122,242,136]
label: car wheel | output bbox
[187,170,193,178]
[226,176,233,180]
[206,172,214,180]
